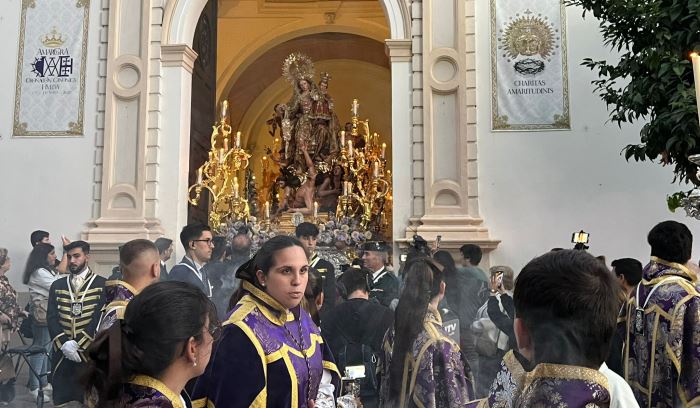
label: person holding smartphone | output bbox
[486,267,515,346]
[473,266,516,396]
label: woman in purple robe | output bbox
[380,257,475,407]
[192,235,340,408]
[84,281,219,407]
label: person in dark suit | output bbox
[169,224,213,297]
[295,222,337,310]
[362,241,399,308]
[321,266,393,407]
[47,240,106,406]
[154,237,173,281]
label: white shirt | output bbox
[372,267,387,283]
[71,267,90,289]
[599,363,639,408]
[185,256,205,273]
[28,267,59,301]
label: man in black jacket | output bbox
[321,267,393,408]
[154,237,173,280]
[295,222,337,309]
[169,224,213,297]
[47,241,106,406]
[362,241,399,308]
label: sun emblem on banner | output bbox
[498,10,558,76]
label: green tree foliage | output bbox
[567,0,700,185]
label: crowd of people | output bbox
[0,220,699,407]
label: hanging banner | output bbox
[13,0,90,137]
[491,0,570,131]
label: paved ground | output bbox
[5,367,53,407]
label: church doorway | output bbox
[162,0,411,248]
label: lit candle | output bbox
[223,138,229,151]
[313,201,318,218]
[352,99,359,116]
[265,201,270,219]
[381,143,386,159]
[373,162,379,178]
[692,53,700,126]
[340,131,345,147]
[235,131,241,148]
[233,177,239,198]
[221,100,229,121]
[197,167,203,184]
[348,140,353,157]
[276,193,280,200]
[208,151,213,162]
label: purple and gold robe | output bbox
[97,280,138,333]
[192,281,340,408]
[621,257,700,407]
[379,305,474,407]
[107,375,190,408]
[466,351,611,407]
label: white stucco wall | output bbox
[0,0,102,288]
[476,2,700,272]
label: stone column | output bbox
[82,0,162,273]
[386,39,412,265]
[159,44,198,260]
[411,0,499,256]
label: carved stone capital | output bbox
[385,39,412,62]
[161,44,199,73]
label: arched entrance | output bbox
[158,0,412,250]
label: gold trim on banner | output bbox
[12,0,91,137]
[490,0,571,131]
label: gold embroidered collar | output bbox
[129,374,184,408]
[242,281,295,326]
[523,362,609,391]
[105,279,140,296]
[425,304,442,326]
[645,256,697,285]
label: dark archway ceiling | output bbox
[223,32,389,129]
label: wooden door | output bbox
[188,0,217,225]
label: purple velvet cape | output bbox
[379,305,475,407]
[466,351,611,407]
[97,280,138,333]
[108,375,190,408]
[191,281,340,408]
[621,257,700,407]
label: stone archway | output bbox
[158,0,412,250]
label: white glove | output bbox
[60,340,81,362]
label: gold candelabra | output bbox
[336,99,392,231]
[188,101,252,232]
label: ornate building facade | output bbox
[1,0,697,282]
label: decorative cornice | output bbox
[161,44,198,73]
[385,39,412,62]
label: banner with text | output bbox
[13,0,90,137]
[491,0,570,131]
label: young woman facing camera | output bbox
[192,236,340,408]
